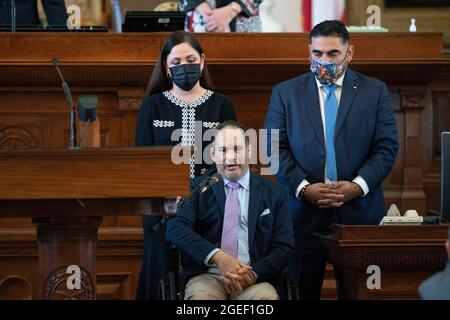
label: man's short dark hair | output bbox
[309,20,349,45]
[214,120,250,146]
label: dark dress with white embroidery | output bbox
[135,90,236,299]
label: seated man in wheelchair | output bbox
[166,121,295,300]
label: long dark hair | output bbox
[145,30,214,96]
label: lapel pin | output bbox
[353,86,357,89]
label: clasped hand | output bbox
[211,251,255,295]
[304,181,363,208]
[197,3,234,32]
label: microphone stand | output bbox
[11,0,16,33]
[148,173,222,234]
[52,57,77,148]
[110,0,122,33]
[177,173,221,208]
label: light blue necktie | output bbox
[324,84,338,181]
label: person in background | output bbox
[179,0,263,32]
[418,227,450,300]
[0,0,67,26]
[135,30,236,300]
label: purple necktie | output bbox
[221,181,240,258]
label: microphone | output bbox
[177,173,222,208]
[11,0,16,33]
[77,95,98,147]
[148,173,222,234]
[199,172,221,193]
[52,57,77,148]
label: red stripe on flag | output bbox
[302,0,312,32]
[341,13,348,25]
[188,13,194,32]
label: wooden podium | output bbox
[0,147,189,299]
[319,224,449,300]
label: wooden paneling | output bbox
[0,228,143,300]
[347,0,450,52]
[0,148,189,200]
[321,224,449,300]
[0,33,448,299]
[433,91,450,156]
[0,33,443,63]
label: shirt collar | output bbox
[223,169,250,191]
[315,72,346,89]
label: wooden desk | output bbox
[320,224,449,299]
[0,147,189,299]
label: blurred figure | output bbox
[0,0,68,26]
[418,227,450,300]
[180,0,263,32]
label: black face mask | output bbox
[169,63,202,91]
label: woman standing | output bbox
[135,30,236,299]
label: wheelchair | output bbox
[159,244,185,300]
[159,245,300,300]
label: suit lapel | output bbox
[211,180,226,217]
[247,173,263,251]
[300,73,325,149]
[335,69,359,138]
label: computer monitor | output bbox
[122,11,185,32]
[441,132,450,222]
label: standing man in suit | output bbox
[264,20,398,299]
[166,120,294,300]
[0,0,67,26]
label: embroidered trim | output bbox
[163,90,213,109]
[153,120,175,128]
[203,121,220,129]
[163,90,214,179]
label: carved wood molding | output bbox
[401,88,426,111]
[0,63,442,89]
[399,87,428,213]
[437,59,450,81]
[44,265,95,300]
[118,90,144,112]
[0,275,33,300]
[0,127,38,149]
[97,273,132,300]
[33,217,102,242]
[342,247,447,271]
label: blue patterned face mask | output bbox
[310,50,349,86]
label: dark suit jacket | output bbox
[166,171,295,290]
[0,0,67,26]
[264,69,399,236]
[418,261,450,300]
